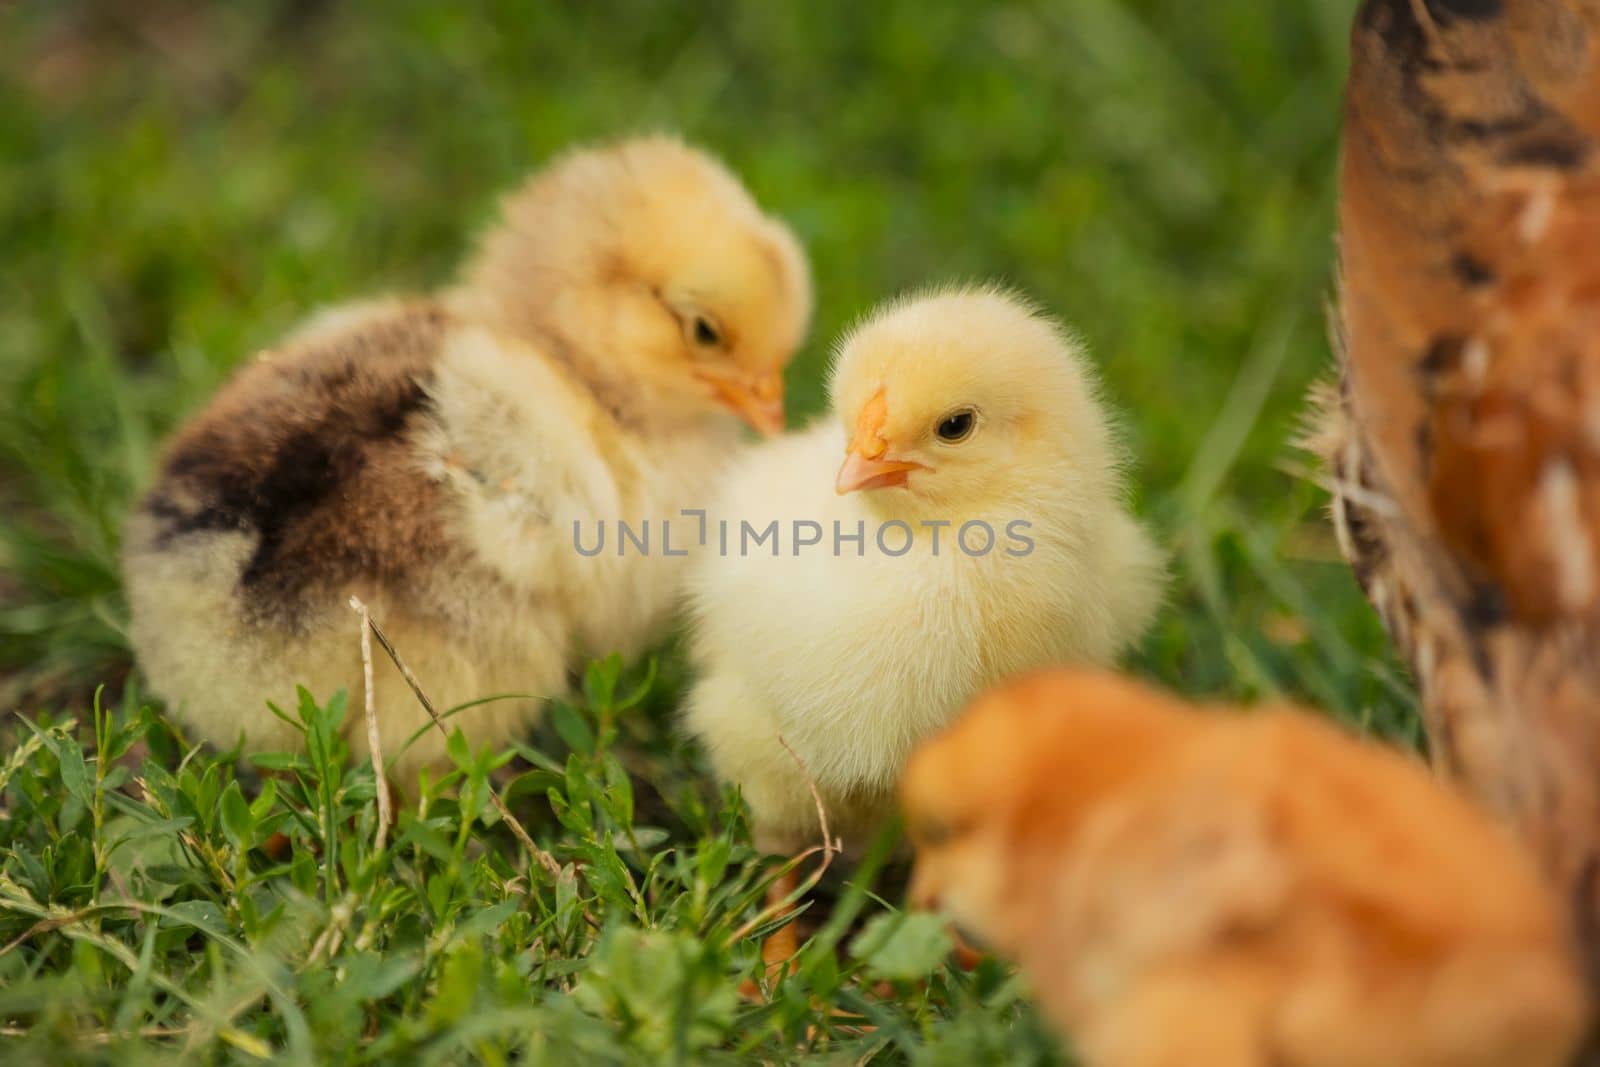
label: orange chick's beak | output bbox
[836,388,927,494]
[696,367,785,436]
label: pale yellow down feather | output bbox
[684,287,1164,853]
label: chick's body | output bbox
[685,290,1162,853]
[125,138,810,782]
[902,671,1590,1067]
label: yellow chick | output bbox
[124,136,811,784]
[684,287,1163,861]
[902,669,1591,1067]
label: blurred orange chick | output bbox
[902,669,1589,1067]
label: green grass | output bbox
[0,1,1412,1062]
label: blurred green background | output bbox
[0,0,1411,733]
[0,3,1431,1062]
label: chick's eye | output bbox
[693,317,721,347]
[936,410,976,443]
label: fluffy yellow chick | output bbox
[124,136,810,784]
[684,287,1163,861]
[902,669,1590,1067]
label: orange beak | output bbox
[696,367,785,436]
[836,388,927,494]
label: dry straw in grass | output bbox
[347,595,561,879]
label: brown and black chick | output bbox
[124,136,811,784]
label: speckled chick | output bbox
[124,136,811,784]
[683,288,1163,856]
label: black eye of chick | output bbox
[936,411,975,442]
[693,317,721,347]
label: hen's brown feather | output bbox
[1323,0,1600,1003]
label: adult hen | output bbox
[124,136,810,784]
[903,669,1590,1067]
[1314,0,1600,990]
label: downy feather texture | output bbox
[903,669,1590,1067]
[124,136,811,784]
[684,287,1163,853]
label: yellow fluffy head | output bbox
[827,287,1122,514]
[461,135,812,433]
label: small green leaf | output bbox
[71,937,105,986]
[238,890,259,933]
[323,689,348,732]
[398,812,454,863]
[849,912,953,982]
[218,782,252,850]
[427,941,484,1026]
[295,686,319,727]
[614,657,657,711]
[503,768,563,801]
[697,837,731,890]
[58,741,93,808]
[160,900,228,939]
[556,863,581,942]
[611,827,667,853]
[109,816,194,851]
[194,763,221,831]
[105,711,144,762]
[446,728,471,770]
[582,654,622,709]
[340,952,422,1001]
[563,754,593,805]
[291,849,317,896]
[249,752,310,773]
[455,899,519,940]
[572,927,737,1055]
[808,946,841,997]
[427,873,453,918]
[602,756,633,825]
[144,863,206,887]
[551,702,594,756]
[264,700,305,735]
[249,778,278,821]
